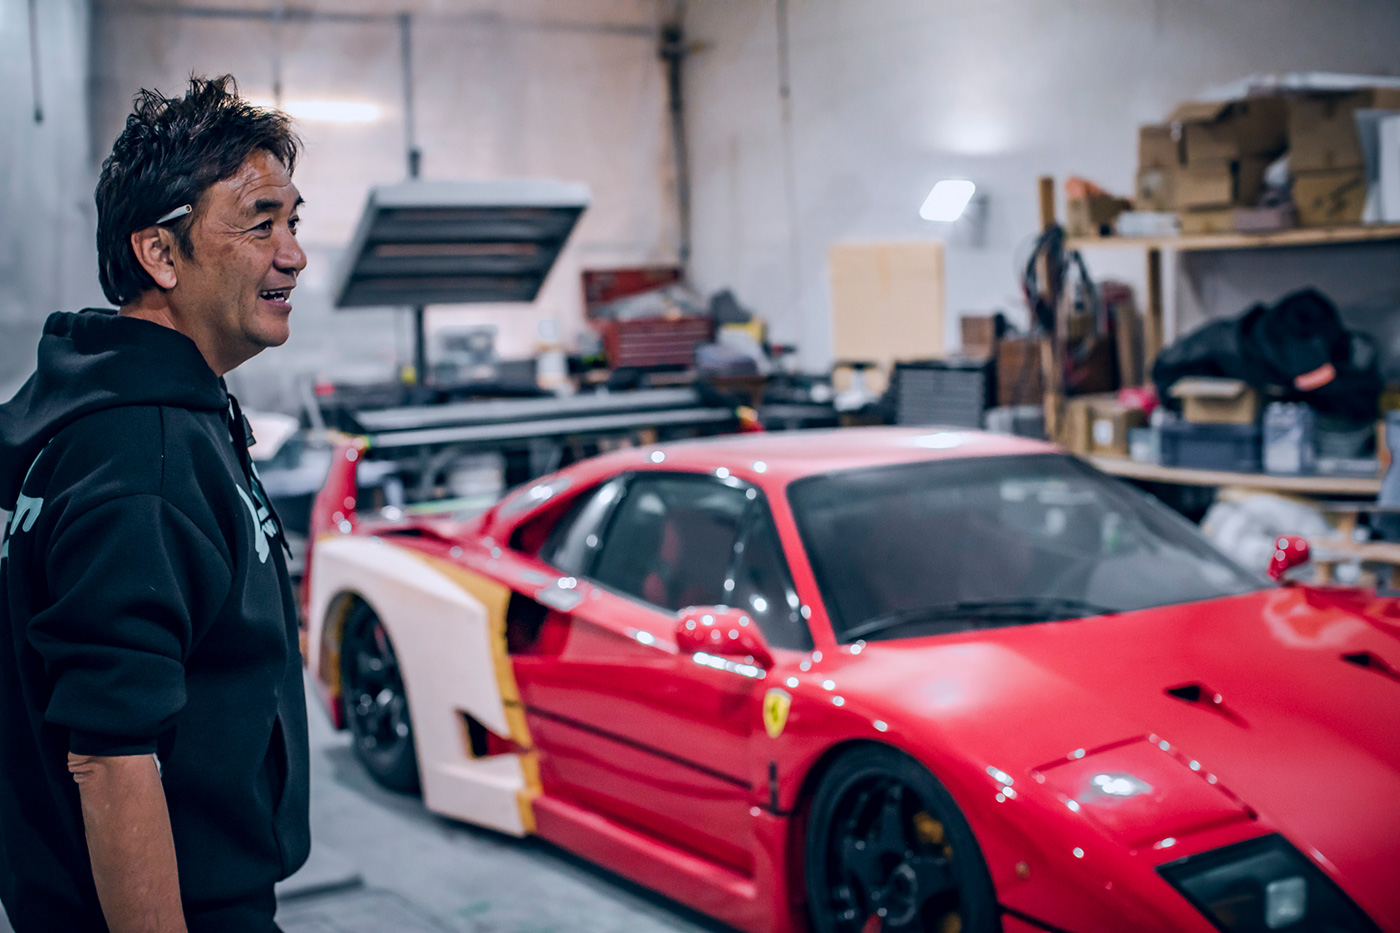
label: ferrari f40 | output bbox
[303,428,1400,933]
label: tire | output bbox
[340,603,421,794]
[805,745,999,933]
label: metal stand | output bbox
[412,305,427,387]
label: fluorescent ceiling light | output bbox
[248,98,382,124]
[282,100,382,123]
[919,179,977,222]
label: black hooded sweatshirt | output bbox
[0,309,310,931]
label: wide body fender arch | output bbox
[307,534,537,836]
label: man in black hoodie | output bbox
[0,75,310,932]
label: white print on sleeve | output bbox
[236,485,271,565]
[0,493,43,563]
[1,449,47,564]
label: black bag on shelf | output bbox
[1152,288,1381,424]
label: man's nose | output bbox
[276,228,307,275]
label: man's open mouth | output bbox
[259,289,291,301]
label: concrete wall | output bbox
[90,0,679,410]
[682,0,1400,370]
[16,1,1400,405]
[0,0,102,398]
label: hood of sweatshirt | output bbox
[0,309,228,510]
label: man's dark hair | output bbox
[95,74,301,306]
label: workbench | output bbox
[347,387,836,499]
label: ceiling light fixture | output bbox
[249,98,382,124]
[919,179,977,222]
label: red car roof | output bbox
[579,426,1061,486]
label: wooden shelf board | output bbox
[1088,455,1381,496]
[1068,224,1400,254]
[1311,537,1400,565]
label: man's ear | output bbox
[129,227,178,290]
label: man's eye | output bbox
[289,217,300,234]
[253,220,273,233]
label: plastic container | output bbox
[983,405,1046,439]
[1159,419,1262,473]
[1128,426,1158,463]
[1262,402,1315,475]
[1314,415,1374,458]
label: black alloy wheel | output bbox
[806,746,998,933]
[340,603,421,793]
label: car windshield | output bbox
[788,454,1266,642]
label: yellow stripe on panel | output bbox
[404,549,543,827]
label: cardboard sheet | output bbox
[828,240,946,382]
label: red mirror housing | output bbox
[1269,534,1310,582]
[675,606,774,670]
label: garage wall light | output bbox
[919,179,977,222]
[249,98,382,124]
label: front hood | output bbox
[841,588,1400,915]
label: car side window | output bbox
[727,508,813,650]
[590,474,749,611]
[538,478,626,576]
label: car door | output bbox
[507,471,802,876]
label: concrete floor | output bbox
[280,682,737,933]
[0,676,738,933]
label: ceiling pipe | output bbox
[659,18,692,273]
[399,12,421,180]
[398,12,426,390]
[270,1,284,107]
[28,0,44,123]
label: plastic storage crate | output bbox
[1159,419,1261,472]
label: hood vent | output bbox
[1165,683,1247,727]
[1341,651,1400,684]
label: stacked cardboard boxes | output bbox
[1289,88,1400,227]
[1167,98,1288,234]
[1134,87,1400,233]
[1134,125,1181,212]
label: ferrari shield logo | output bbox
[763,688,791,739]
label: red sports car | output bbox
[303,427,1400,933]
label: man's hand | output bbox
[69,752,187,933]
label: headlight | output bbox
[1158,834,1379,932]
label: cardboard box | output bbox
[1111,300,1144,388]
[1289,88,1400,172]
[1175,158,1268,210]
[1293,168,1368,227]
[1090,401,1148,457]
[1135,167,1176,211]
[1170,377,1260,424]
[1060,396,1094,455]
[997,336,1045,407]
[1138,124,1182,170]
[960,314,1003,359]
[1178,208,1237,235]
[1061,394,1147,456]
[1171,97,1288,164]
[1066,193,1132,237]
[1232,204,1296,233]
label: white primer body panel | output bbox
[308,534,527,835]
